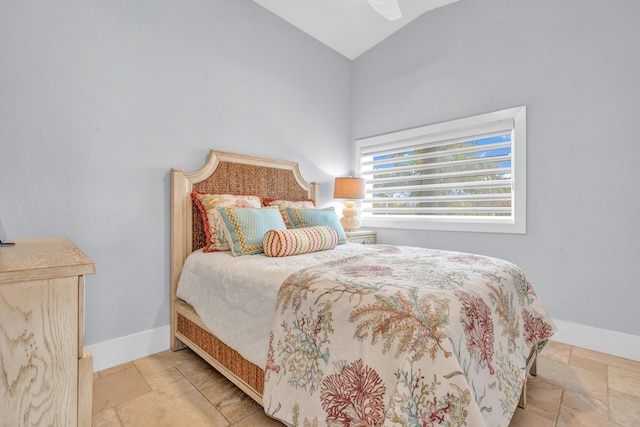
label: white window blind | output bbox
[355,106,526,233]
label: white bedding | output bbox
[176,244,384,368]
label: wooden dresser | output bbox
[0,237,95,427]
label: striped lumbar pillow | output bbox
[263,226,339,257]
[284,207,347,245]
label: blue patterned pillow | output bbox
[284,207,347,245]
[216,206,287,256]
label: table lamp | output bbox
[333,177,366,231]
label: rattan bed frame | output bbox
[170,149,318,404]
[169,149,536,410]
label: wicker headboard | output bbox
[190,160,314,250]
[169,150,318,302]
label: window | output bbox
[355,106,526,233]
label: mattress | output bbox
[176,244,384,368]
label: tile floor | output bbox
[93,341,640,426]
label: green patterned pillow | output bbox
[284,207,347,245]
[263,198,315,228]
[216,206,286,256]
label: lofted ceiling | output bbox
[253,0,459,60]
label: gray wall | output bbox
[2,0,638,349]
[0,0,351,346]
[352,0,640,336]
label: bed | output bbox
[170,149,555,426]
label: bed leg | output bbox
[518,351,538,409]
[518,379,527,409]
[171,335,186,351]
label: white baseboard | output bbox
[86,320,640,372]
[86,325,170,372]
[552,319,640,362]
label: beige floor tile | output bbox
[133,348,199,378]
[93,365,151,414]
[231,409,285,427]
[116,378,230,427]
[92,408,123,427]
[98,361,136,378]
[561,388,608,419]
[608,365,640,396]
[144,366,186,390]
[200,377,263,424]
[536,356,608,402]
[508,407,555,427]
[176,356,226,390]
[568,354,608,377]
[540,340,572,363]
[556,406,618,427]
[521,377,563,420]
[571,347,640,374]
[608,389,640,427]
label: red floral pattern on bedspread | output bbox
[263,245,555,427]
[321,359,386,426]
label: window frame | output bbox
[355,106,526,234]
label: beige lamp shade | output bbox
[333,177,366,200]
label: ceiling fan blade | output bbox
[366,0,402,21]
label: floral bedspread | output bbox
[263,245,555,427]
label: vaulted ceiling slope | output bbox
[253,0,459,60]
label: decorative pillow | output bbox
[263,198,316,229]
[191,192,262,252]
[263,226,339,257]
[284,207,347,245]
[215,206,286,256]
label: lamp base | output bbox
[340,200,361,231]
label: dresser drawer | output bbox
[345,230,377,244]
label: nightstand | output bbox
[0,237,95,427]
[345,230,377,244]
